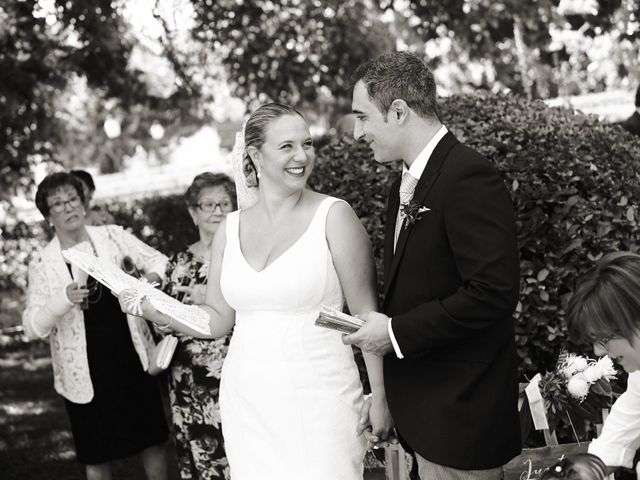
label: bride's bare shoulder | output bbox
[304,190,346,209]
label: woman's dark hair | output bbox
[35,172,86,218]
[540,454,607,480]
[70,169,96,192]
[185,172,237,210]
[243,102,305,186]
[567,251,640,344]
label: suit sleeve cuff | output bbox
[388,317,404,359]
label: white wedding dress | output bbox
[219,196,366,480]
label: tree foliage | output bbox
[391,0,640,97]
[0,0,201,203]
[3,0,640,204]
[1,1,65,201]
[189,0,394,107]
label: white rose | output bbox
[567,375,590,401]
[563,354,589,377]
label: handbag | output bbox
[148,334,178,376]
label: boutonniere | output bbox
[401,200,431,229]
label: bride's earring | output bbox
[256,164,261,179]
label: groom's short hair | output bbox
[352,52,439,121]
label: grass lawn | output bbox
[0,334,171,480]
[0,330,388,479]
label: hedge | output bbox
[4,92,640,383]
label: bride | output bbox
[119,102,393,479]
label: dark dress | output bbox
[64,269,168,465]
[162,250,230,480]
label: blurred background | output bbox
[2,0,640,223]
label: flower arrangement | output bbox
[538,352,617,435]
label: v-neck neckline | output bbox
[237,198,327,274]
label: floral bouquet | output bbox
[537,352,617,437]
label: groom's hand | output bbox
[358,395,398,449]
[342,311,393,356]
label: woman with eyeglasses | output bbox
[159,172,236,480]
[567,251,640,471]
[22,172,170,480]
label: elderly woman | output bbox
[567,251,640,471]
[22,172,169,480]
[160,172,236,480]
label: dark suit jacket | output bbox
[383,132,521,469]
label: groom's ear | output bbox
[390,99,409,124]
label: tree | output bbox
[188,0,395,108]
[0,0,65,202]
[0,0,201,205]
[387,0,640,98]
[3,0,638,205]
[1,0,395,203]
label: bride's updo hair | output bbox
[243,102,305,186]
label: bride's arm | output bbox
[326,201,394,442]
[124,219,236,339]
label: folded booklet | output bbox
[62,246,211,336]
[314,304,364,334]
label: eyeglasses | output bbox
[592,334,617,349]
[194,200,233,213]
[49,196,82,213]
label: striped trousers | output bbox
[416,454,504,480]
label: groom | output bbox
[343,52,521,479]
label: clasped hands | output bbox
[342,311,393,356]
[358,394,398,449]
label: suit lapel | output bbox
[384,132,459,299]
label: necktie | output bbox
[394,172,418,250]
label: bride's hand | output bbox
[117,288,145,316]
[368,394,396,447]
[117,289,170,330]
[358,394,397,449]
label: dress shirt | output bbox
[588,371,640,467]
[388,125,448,359]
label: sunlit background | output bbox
[2,0,639,224]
